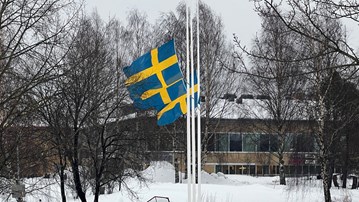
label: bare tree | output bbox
[233,5,307,185]
[321,71,359,188]
[249,1,351,201]
[38,12,119,202]
[122,9,155,62]
[258,0,359,73]
[0,0,79,198]
[36,77,71,202]
[155,1,241,169]
[35,11,152,202]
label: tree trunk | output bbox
[93,182,100,202]
[321,157,331,202]
[60,165,67,202]
[93,165,104,202]
[318,129,331,198]
[71,130,87,202]
[279,161,286,185]
[57,147,67,202]
[279,133,286,185]
[328,161,334,189]
[342,168,348,188]
[342,133,350,188]
[317,91,331,202]
[72,161,87,202]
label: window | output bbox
[263,165,269,175]
[303,165,309,174]
[230,134,242,151]
[249,165,256,175]
[284,134,294,152]
[210,133,242,152]
[222,165,229,174]
[235,165,244,174]
[207,134,215,151]
[287,134,315,152]
[258,135,269,152]
[215,164,256,175]
[243,134,257,151]
[296,134,315,152]
[269,135,278,152]
[208,133,296,153]
[272,165,279,175]
[217,134,229,151]
[229,166,235,174]
[215,165,222,173]
[215,165,229,174]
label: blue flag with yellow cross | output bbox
[123,39,198,126]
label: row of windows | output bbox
[215,164,321,176]
[208,133,315,152]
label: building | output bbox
[203,118,319,176]
[135,95,321,177]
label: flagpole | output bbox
[190,1,197,201]
[185,1,192,202]
[196,0,201,201]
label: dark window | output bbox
[310,165,320,175]
[229,166,235,174]
[298,134,315,152]
[249,165,256,175]
[303,165,309,174]
[207,134,215,151]
[290,134,315,152]
[216,165,222,173]
[270,135,278,152]
[242,165,248,175]
[222,165,229,174]
[263,165,269,175]
[272,165,279,175]
[259,135,270,152]
[230,134,242,151]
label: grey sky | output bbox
[84,0,261,46]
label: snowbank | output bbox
[142,161,175,183]
[3,161,359,202]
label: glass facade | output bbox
[215,164,256,175]
[213,164,321,176]
[284,165,321,176]
[208,132,315,153]
[208,132,318,176]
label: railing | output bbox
[147,196,170,202]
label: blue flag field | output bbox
[123,40,198,126]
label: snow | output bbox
[212,98,314,120]
[2,161,359,202]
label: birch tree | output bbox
[0,0,78,195]
[249,1,350,201]
[234,5,307,185]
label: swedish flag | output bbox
[123,40,198,126]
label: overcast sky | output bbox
[84,0,261,46]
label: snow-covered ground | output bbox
[2,161,359,202]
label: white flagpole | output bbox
[190,1,197,201]
[196,0,201,201]
[185,1,192,202]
